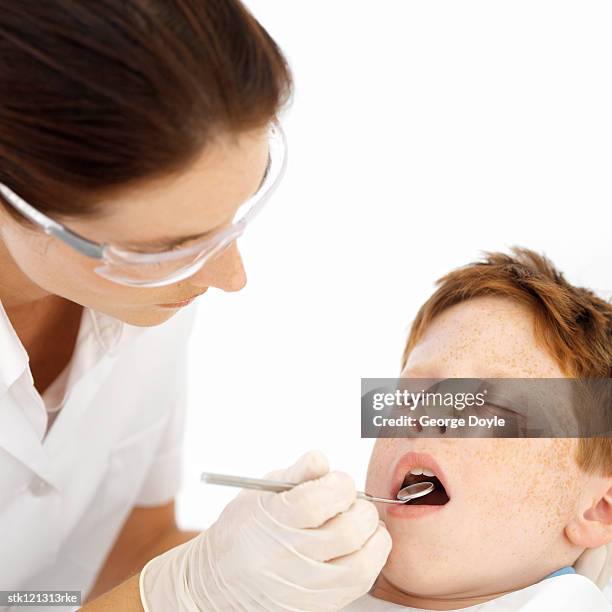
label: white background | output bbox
[176,0,611,567]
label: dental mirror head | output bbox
[396,481,435,502]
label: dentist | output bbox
[0,1,390,610]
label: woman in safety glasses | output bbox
[0,2,391,610]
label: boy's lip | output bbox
[386,451,452,519]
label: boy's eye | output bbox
[478,402,528,435]
[480,402,521,418]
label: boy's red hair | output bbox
[402,248,611,475]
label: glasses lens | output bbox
[95,234,238,287]
[95,122,287,287]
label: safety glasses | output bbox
[0,121,287,288]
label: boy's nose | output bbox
[190,241,247,293]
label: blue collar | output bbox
[545,566,576,579]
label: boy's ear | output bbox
[566,484,612,549]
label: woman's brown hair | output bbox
[401,247,612,476]
[0,1,292,222]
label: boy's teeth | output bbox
[409,467,435,477]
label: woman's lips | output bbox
[385,451,452,519]
[157,289,207,308]
[158,298,196,308]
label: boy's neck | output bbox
[371,574,516,611]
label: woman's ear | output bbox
[566,483,612,549]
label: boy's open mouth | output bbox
[399,469,450,505]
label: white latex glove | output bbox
[139,450,392,611]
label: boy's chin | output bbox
[380,539,500,599]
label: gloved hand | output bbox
[139,450,392,611]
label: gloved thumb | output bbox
[264,450,329,484]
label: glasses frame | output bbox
[0,120,287,287]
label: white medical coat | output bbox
[0,296,198,601]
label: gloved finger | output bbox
[329,521,392,591]
[263,449,329,484]
[234,450,330,503]
[264,470,356,529]
[291,499,380,562]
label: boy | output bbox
[347,248,611,610]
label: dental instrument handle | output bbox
[200,472,422,505]
[357,493,407,505]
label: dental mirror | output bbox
[396,481,435,501]
[363,481,435,505]
[201,472,435,505]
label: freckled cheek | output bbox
[525,441,582,526]
[463,441,581,531]
[448,441,525,513]
[366,440,406,498]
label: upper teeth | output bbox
[410,467,435,477]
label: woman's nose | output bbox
[190,241,247,292]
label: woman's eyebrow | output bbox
[126,154,272,250]
[130,229,218,250]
